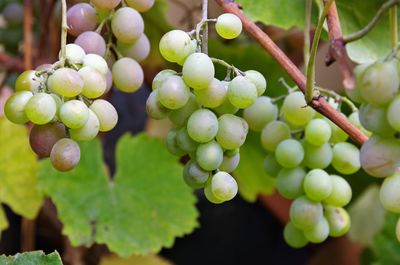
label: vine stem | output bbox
[305,0,334,103]
[390,5,398,49]
[202,0,208,54]
[210,57,244,76]
[303,0,312,70]
[213,0,368,145]
[59,0,68,66]
[317,87,358,112]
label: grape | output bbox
[323,175,352,207]
[78,66,106,98]
[324,117,349,144]
[168,94,200,126]
[176,127,198,153]
[51,94,62,119]
[91,0,121,10]
[50,138,81,172]
[146,89,170,120]
[220,152,240,173]
[387,95,400,131]
[112,57,144,93]
[260,121,291,152]
[183,160,209,189]
[75,31,106,56]
[25,93,57,125]
[69,109,100,141]
[111,7,144,43]
[204,179,224,204]
[304,118,331,146]
[82,53,108,75]
[348,112,372,137]
[275,139,304,168]
[289,196,323,231]
[359,103,394,136]
[303,169,332,201]
[332,142,361,175]
[276,167,306,199]
[263,154,281,177]
[89,99,118,132]
[196,141,224,171]
[215,13,242,39]
[215,114,248,150]
[152,70,177,90]
[125,0,155,12]
[243,96,278,132]
[105,68,113,93]
[359,60,399,107]
[3,3,24,26]
[65,44,86,64]
[324,206,351,237]
[244,70,267,96]
[182,53,215,90]
[159,30,192,63]
[210,171,238,201]
[360,135,400,178]
[67,3,97,37]
[4,91,33,124]
[29,123,66,158]
[213,96,239,115]
[304,217,329,243]
[346,64,369,104]
[59,100,89,129]
[15,70,41,92]
[283,222,308,248]
[227,76,258,108]
[165,128,185,156]
[187,109,218,143]
[47,68,84,97]
[117,34,150,62]
[177,39,197,65]
[193,78,227,108]
[379,172,400,213]
[158,76,190,109]
[282,91,315,126]
[303,141,332,169]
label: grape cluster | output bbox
[146,13,262,204]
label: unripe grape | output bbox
[15,70,41,92]
[78,66,107,98]
[348,112,371,137]
[194,78,227,108]
[158,76,190,109]
[303,169,332,201]
[244,70,267,96]
[196,141,224,171]
[25,93,57,125]
[125,0,155,12]
[324,117,349,144]
[69,109,100,141]
[4,91,33,124]
[82,54,108,75]
[324,206,351,237]
[227,76,258,108]
[117,34,150,62]
[303,141,332,169]
[387,95,400,131]
[168,94,200,126]
[243,96,278,132]
[211,171,238,201]
[182,53,215,90]
[152,70,177,90]
[166,128,185,156]
[183,160,209,189]
[204,180,224,204]
[146,89,170,120]
[111,7,144,43]
[215,13,242,39]
[304,217,329,243]
[75,31,106,56]
[289,196,323,231]
[275,139,304,168]
[159,30,192,63]
[67,3,97,36]
[332,142,361,175]
[112,57,144,93]
[187,109,218,143]
[59,100,89,129]
[48,68,83,97]
[29,123,67,158]
[323,175,352,207]
[359,103,394,136]
[379,171,400,213]
[176,127,198,153]
[50,138,81,172]
[276,167,306,199]
[220,152,240,173]
[216,114,248,150]
[283,222,308,248]
[263,154,281,177]
[65,44,86,64]
[90,99,118,132]
[346,63,369,104]
[91,0,121,10]
[260,121,291,152]
[305,118,331,146]
[282,91,315,126]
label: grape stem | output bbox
[59,0,68,67]
[195,19,216,52]
[303,0,312,71]
[390,5,398,49]
[210,57,245,76]
[202,0,208,54]
[317,87,358,113]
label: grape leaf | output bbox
[0,117,42,232]
[100,254,172,265]
[38,134,198,256]
[0,251,63,265]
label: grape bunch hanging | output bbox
[4,0,154,171]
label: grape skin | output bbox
[215,13,243,40]
[159,30,192,63]
[324,206,351,237]
[111,7,144,43]
[243,96,278,132]
[263,154,281,177]
[282,91,315,126]
[48,68,84,97]
[182,53,215,90]
[152,70,177,90]
[183,160,209,189]
[303,141,332,169]
[227,76,258,108]
[125,0,155,12]
[283,222,308,248]
[66,44,86,64]
[59,100,89,129]
[29,123,67,158]
[210,171,238,201]
[215,114,248,150]
[112,58,144,93]
[168,94,200,126]
[176,127,198,153]
[219,152,240,173]
[117,34,150,62]
[158,76,190,110]
[166,128,185,156]
[324,175,352,207]
[78,66,107,99]
[67,3,97,37]
[89,99,119,132]
[50,138,81,172]
[289,196,323,231]
[204,179,224,204]
[4,91,33,124]
[332,142,361,175]
[75,31,106,56]
[91,0,121,10]
[276,167,306,199]
[187,109,219,143]
[25,93,57,125]
[379,172,400,213]
[82,54,109,75]
[69,109,100,141]
[260,120,291,152]
[359,103,395,136]
[196,141,224,171]
[304,217,329,243]
[275,139,304,168]
[304,118,331,146]
[15,70,41,92]
[387,95,400,131]
[146,89,170,120]
[244,70,267,96]
[194,78,227,108]
[303,169,332,202]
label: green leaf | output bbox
[0,117,43,232]
[234,132,275,202]
[38,134,198,256]
[0,251,63,265]
[100,254,172,265]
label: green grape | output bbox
[15,70,41,92]
[210,171,238,201]
[176,127,198,153]
[177,39,197,66]
[346,63,369,104]
[65,43,86,64]
[227,76,258,108]
[303,169,332,202]
[283,222,308,248]
[305,118,331,146]
[220,152,240,173]
[387,95,400,131]
[303,141,332,169]
[47,68,83,97]
[196,141,224,171]
[187,109,218,143]
[359,103,395,136]
[125,0,155,12]
[215,114,248,150]
[276,167,306,199]
[275,139,304,168]
[263,154,281,177]
[324,206,351,237]
[69,109,100,141]
[193,78,227,108]
[359,60,399,107]
[289,196,323,231]
[165,128,185,156]
[152,69,177,90]
[25,93,57,125]
[50,94,62,120]
[304,217,329,243]
[204,179,224,204]
[324,117,349,144]
[90,99,118,132]
[183,160,210,189]
[59,100,89,129]
[379,172,400,213]
[213,87,239,115]
[332,142,360,175]
[323,175,352,207]
[215,13,242,39]
[83,53,108,75]
[260,121,291,152]
[168,94,200,126]
[105,69,113,93]
[50,138,81,172]
[348,112,372,137]
[243,96,278,132]
[397,218,400,242]
[78,66,107,99]
[111,7,144,43]
[244,70,267,96]
[158,76,190,109]
[159,30,192,63]
[146,89,170,120]
[91,0,121,10]
[4,91,33,124]
[282,92,316,126]
[182,53,215,90]
[117,34,150,62]
[112,57,144,93]
[29,122,66,158]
